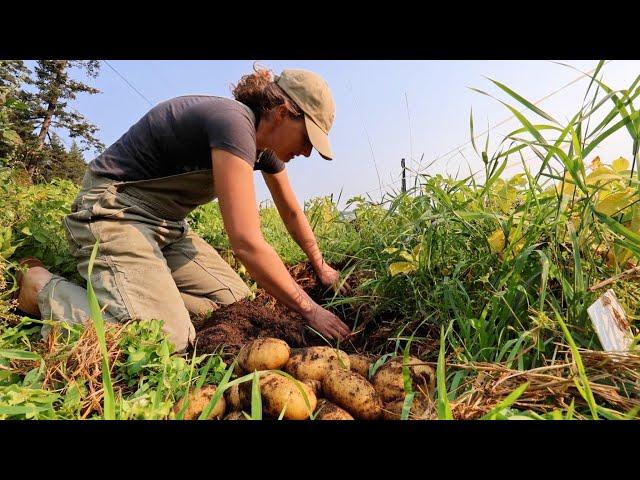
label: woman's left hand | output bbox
[316,262,349,295]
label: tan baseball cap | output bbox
[274,69,335,160]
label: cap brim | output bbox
[304,115,333,160]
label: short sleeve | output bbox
[200,105,257,168]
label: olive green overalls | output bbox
[37,108,256,352]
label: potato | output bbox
[240,372,317,420]
[382,394,430,420]
[285,346,350,382]
[302,378,322,397]
[371,356,435,403]
[224,411,248,420]
[237,338,290,372]
[349,354,374,378]
[224,383,242,412]
[322,369,382,420]
[173,385,226,420]
[314,399,354,420]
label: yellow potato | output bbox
[173,385,226,420]
[314,399,354,420]
[285,346,350,382]
[240,372,317,420]
[237,338,291,372]
[349,354,374,378]
[322,369,382,420]
[224,383,242,412]
[382,394,430,420]
[371,356,435,403]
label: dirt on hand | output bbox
[191,262,375,358]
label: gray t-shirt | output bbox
[89,95,285,180]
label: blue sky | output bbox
[33,60,640,207]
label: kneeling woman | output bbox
[16,65,351,352]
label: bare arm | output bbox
[263,169,346,292]
[212,149,350,340]
[262,169,325,271]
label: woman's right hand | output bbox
[302,303,352,341]
[212,150,352,342]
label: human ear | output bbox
[278,104,290,120]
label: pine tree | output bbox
[42,139,87,184]
[0,60,31,89]
[14,60,104,180]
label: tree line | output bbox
[0,60,103,184]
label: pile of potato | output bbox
[174,337,435,420]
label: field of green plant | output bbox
[1,63,639,419]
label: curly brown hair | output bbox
[231,64,303,124]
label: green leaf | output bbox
[437,324,453,420]
[568,225,584,296]
[2,129,22,145]
[487,77,558,124]
[470,108,479,155]
[250,370,262,420]
[0,349,41,361]
[86,240,116,420]
[198,360,235,420]
[594,209,640,245]
[553,310,599,419]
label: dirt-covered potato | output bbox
[224,411,248,420]
[349,353,374,378]
[285,346,350,382]
[173,385,226,420]
[302,378,322,397]
[237,338,291,372]
[314,399,354,420]
[224,383,242,412]
[322,369,382,420]
[371,356,435,403]
[240,372,317,420]
[382,394,430,420]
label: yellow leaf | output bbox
[382,247,399,255]
[388,262,417,276]
[586,167,620,186]
[508,173,527,187]
[509,238,526,257]
[555,175,577,197]
[618,246,634,266]
[487,229,506,254]
[612,156,630,172]
[399,251,414,262]
[595,189,637,216]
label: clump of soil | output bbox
[194,299,308,357]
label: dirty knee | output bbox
[230,283,252,303]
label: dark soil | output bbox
[192,262,367,358]
[191,261,440,360]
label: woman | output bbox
[15,65,351,352]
